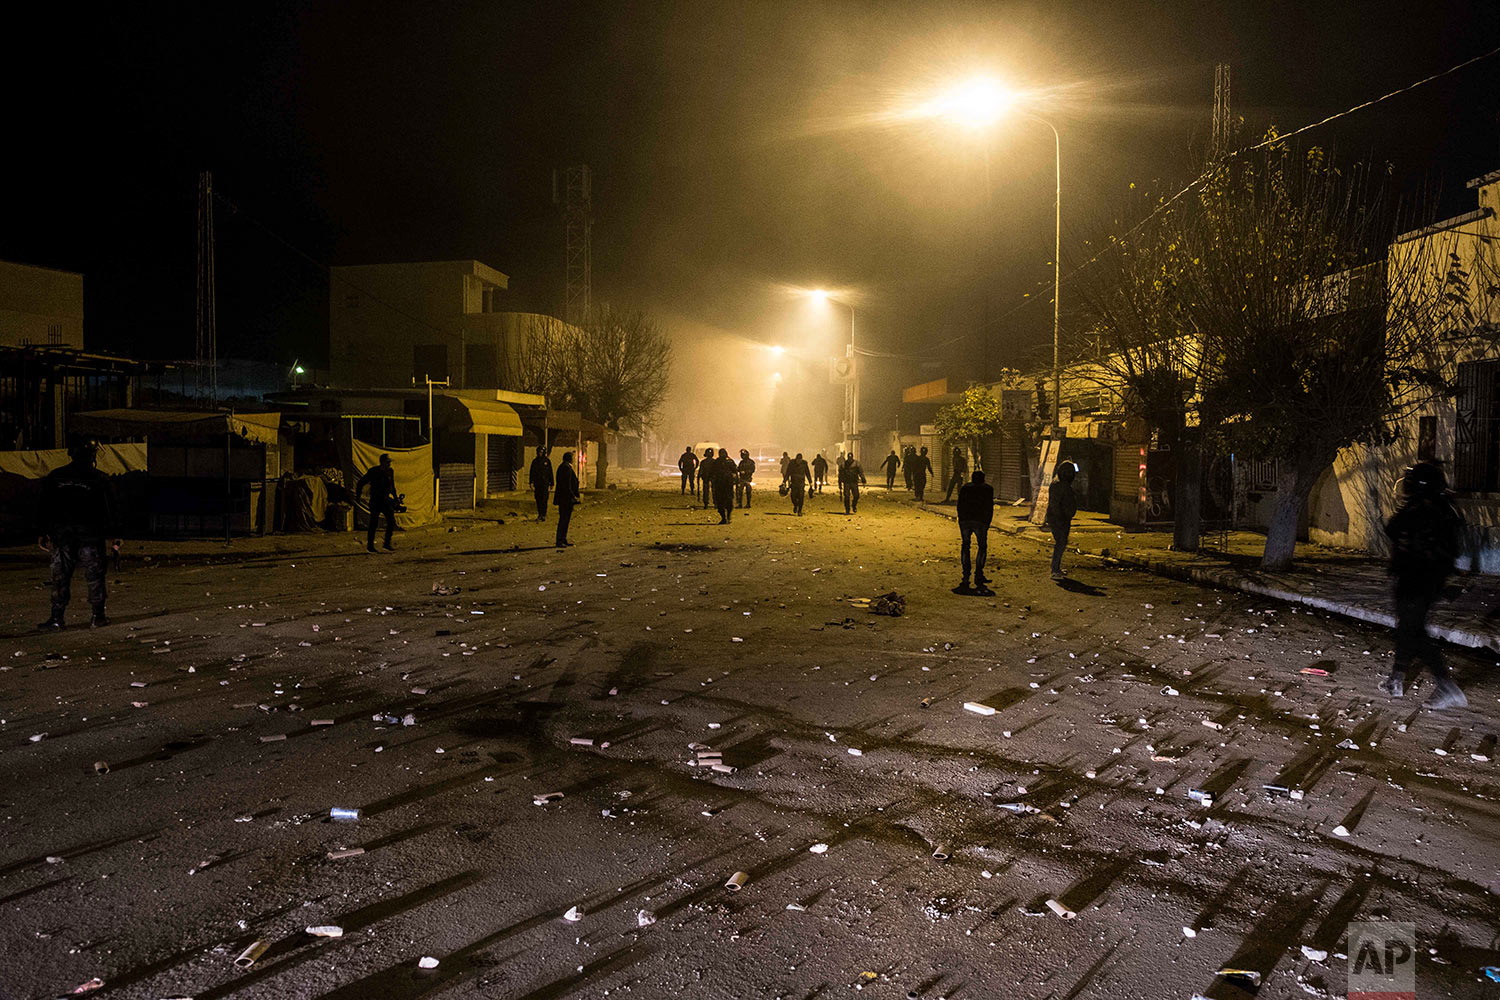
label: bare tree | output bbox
[518,306,673,487]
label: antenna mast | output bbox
[554,165,592,325]
[195,170,218,402]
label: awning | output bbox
[71,409,282,446]
[432,397,522,437]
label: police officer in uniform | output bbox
[735,449,756,508]
[37,440,119,629]
[529,445,554,520]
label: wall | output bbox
[0,261,84,349]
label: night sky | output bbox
[4,1,1497,436]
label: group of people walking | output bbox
[677,446,872,520]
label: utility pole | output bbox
[195,171,218,403]
[1211,63,1232,160]
[554,165,592,325]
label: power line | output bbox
[987,44,1500,335]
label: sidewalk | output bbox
[899,493,1500,656]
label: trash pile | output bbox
[869,591,906,617]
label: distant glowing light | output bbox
[920,77,1016,130]
[808,289,830,303]
[772,371,783,382]
[769,345,785,356]
[294,365,306,375]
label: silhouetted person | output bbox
[911,446,932,501]
[1047,461,1079,580]
[529,445,553,520]
[954,470,994,594]
[701,448,715,507]
[678,445,698,495]
[880,449,901,490]
[1379,461,1466,708]
[838,454,865,514]
[36,440,118,629]
[735,449,756,508]
[778,451,791,485]
[902,444,916,490]
[785,452,812,515]
[942,446,969,502]
[554,451,581,546]
[356,453,399,552]
[711,448,737,523]
[811,452,829,494]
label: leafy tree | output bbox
[934,383,1003,471]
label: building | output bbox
[329,259,574,392]
[0,260,83,350]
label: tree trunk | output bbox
[1172,429,1203,552]
[1260,464,1309,570]
[594,438,609,489]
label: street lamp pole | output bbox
[844,301,857,461]
[1031,114,1062,434]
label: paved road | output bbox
[1,481,1496,999]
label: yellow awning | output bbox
[432,397,523,437]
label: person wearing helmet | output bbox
[1046,461,1079,580]
[711,448,737,523]
[735,449,756,509]
[37,440,119,629]
[1380,461,1466,708]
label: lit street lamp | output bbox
[923,78,1063,432]
[806,289,858,459]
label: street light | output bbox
[803,289,857,459]
[924,78,1063,432]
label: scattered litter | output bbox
[963,702,996,716]
[809,843,829,854]
[710,763,737,774]
[1187,788,1215,807]
[1332,824,1350,838]
[259,734,286,743]
[846,748,863,756]
[235,939,270,968]
[1301,946,1328,962]
[329,807,359,822]
[1151,755,1179,764]
[431,583,461,596]
[93,761,109,775]
[1336,739,1359,750]
[996,802,1039,814]
[563,905,584,922]
[870,591,906,617]
[931,845,950,861]
[1215,969,1262,987]
[1161,686,1180,697]
[411,687,429,696]
[29,733,46,743]
[311,719,334,726]
[920,697,932,708]
[418,956,440,969]
[786,902,806,911]
[1301,667,1330,676]
[725,871,749,891]
[1182,926,1197,938]
[636,909,656,927]
[1201,720,1223,731]
[327,848,364,859]
[570,737,595,746]
[1045,899,1076,919]
[1482,967,1500,982]
[68,978,105,994]
[305,925,343,938]
[533,792,565,806]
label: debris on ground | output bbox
[870,591,906,617]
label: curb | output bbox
[897,495,1499,657]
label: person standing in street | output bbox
[735,449,756,509]
[840,454,866,514]
[36,440,119,629]
[785,452,813,516]
[356,453,400,553]
[954,470,994,595]
[901,445,915,491]
[1379,461,1467,708]
[880,449,901,490]
[711,448,737,523]
[554,451,581,547]
[701,447,715,508]
[1046,461,1079,580]
[812,452,829,494]
[778,451,791,487]
[678,445,698,495]
[529,445,553,521]
[911,446,933,502]
[942,446,969,503]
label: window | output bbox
[413,344,447,383]
[465,343,498,388]
[1454,358,1500,492]
[1417,415,1437,462]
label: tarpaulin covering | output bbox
[0,442,147,479]
[432,397,523,437]
[71,409,282,446]
[279,474,329,532]
[350,439,437,528]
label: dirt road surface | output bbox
[1,479,1496,999]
